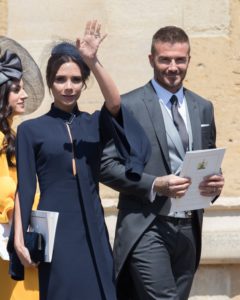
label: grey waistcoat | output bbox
[158,100,193,216]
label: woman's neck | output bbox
[7,117,13,127]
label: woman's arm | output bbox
[76,20,120,117]
[13,123,37,268]
[14,192,33,267]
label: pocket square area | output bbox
[201,124,210,127]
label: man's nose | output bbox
[168,59,178,70]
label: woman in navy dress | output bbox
[11,21,150,300]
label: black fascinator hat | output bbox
[51,41,90,78]
[0,36,44,114]
[0,50,23,85]
[45,41,91,91]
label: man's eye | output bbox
[159,58,171,64]
[160,58,171,63]
[175,58,187,64]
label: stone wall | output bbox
[3,0,239,196]
[1,0,240,299]
[0,0,7,35]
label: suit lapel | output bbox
[185,89,202,150]
[141,85,202,169]
[142,82,171,171]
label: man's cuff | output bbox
[149,178,157,202]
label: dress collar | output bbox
[48,103,80,122]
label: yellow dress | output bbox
[0,131,39,300]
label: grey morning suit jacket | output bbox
[100,81,217,298]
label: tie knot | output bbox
[170,95,178,106]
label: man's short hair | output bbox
[151,26,190,54]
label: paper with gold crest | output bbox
[171,148,225,212]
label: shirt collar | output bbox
[151,79,184,106]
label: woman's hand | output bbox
[76,20,106,64]
[13,192,37,268]
[76,20,120,116]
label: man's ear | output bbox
[148,54,154,68]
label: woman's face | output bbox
[51,61,83,113]
[8,79,28,117]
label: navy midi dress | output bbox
[10,104,150,300]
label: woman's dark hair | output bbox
[0,80,16,167]
[46,42,91,91]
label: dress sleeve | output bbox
[0,176,16,223]
[0,132,8,177]
[0,133,16,223]
[100,104,151,180]
[8,123,37,281]
[15,123,37,233]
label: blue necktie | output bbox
[170,95,189,152]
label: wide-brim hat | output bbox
[0,36,44,114]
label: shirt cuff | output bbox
[149,178,157,202]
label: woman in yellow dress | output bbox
[0,48,42,299]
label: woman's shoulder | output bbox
[16,116,49,144]
[18,115,48,132]
[78,110,101,122]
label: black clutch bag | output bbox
[7,226,45,280]
[7,231,45,281]
[25,232,45,263]
[7,231,45,263]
